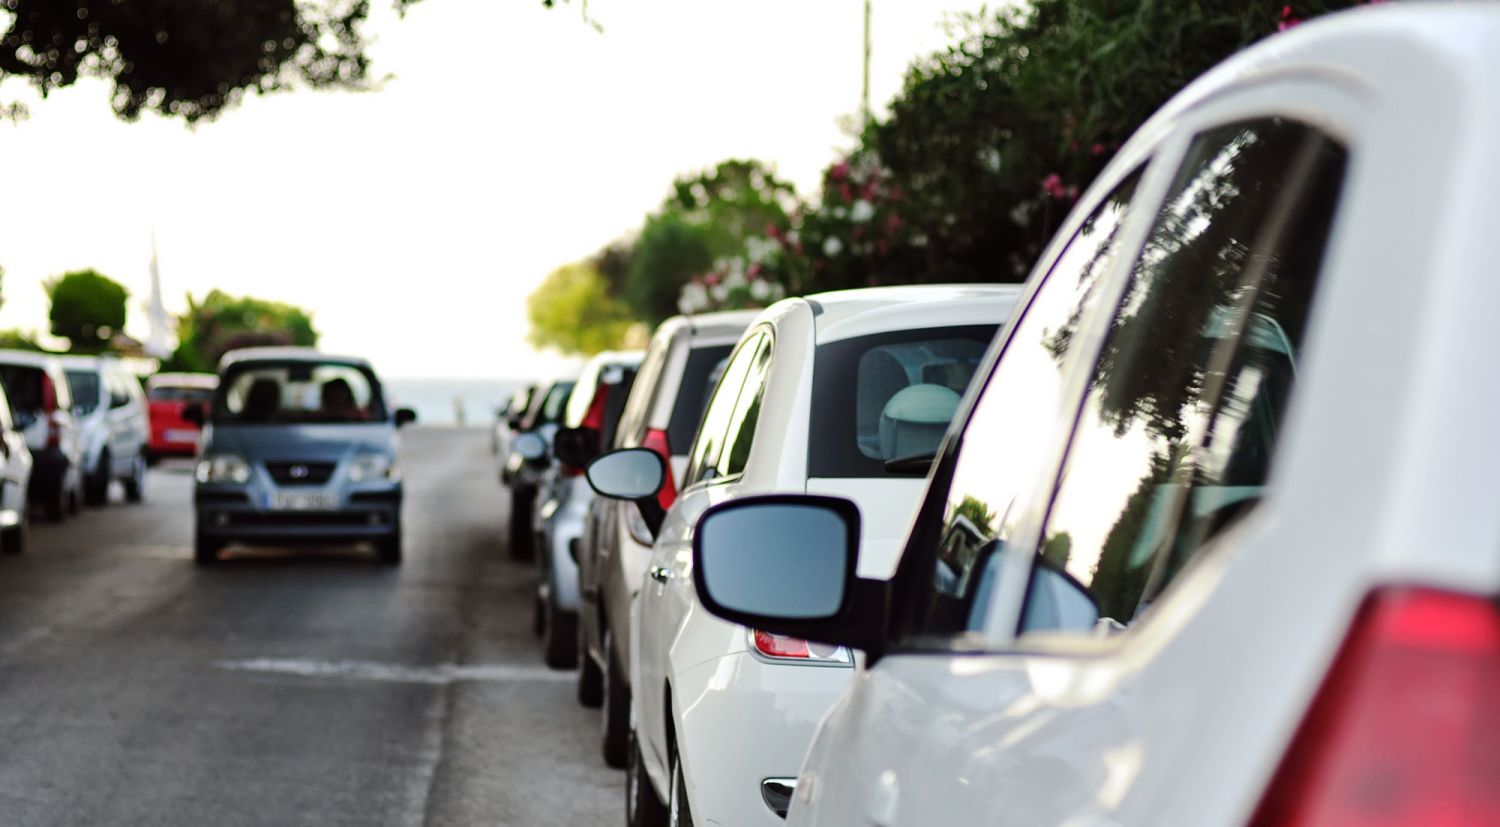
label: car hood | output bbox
[205,423,397,461]
[804,477,927,580]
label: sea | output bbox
[383,378,526,427]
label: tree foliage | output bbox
[624,211,713,325]
[167,289,317,372]
[526,260,637,356]
[47,269,127,353]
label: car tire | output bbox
[2,515,27,556]
[601,628,630,769]
[542,589,578,669]
[627,729,668,827]
[668,737,694,827]
[122,456,145,503]
[43,479,67,523]
[508,490,534,561]
[83,452,110,507]
[577,625,604,708]
[194,532,221,566]
[377,524,403,566]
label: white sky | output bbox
[0,0,988,379]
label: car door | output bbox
[799,108,1353,826]
[105,370,139,476]
[635,329,765,776]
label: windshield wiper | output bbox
[884,452,936,475]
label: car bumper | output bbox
[674,651,853,825]
[196,484,402,544]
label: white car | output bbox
[61,356,149,505]
[687,6,1500,826]
[0,350,83,522]
[589,285,1022,825]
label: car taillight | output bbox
[565,387,613,478]
[750,630,852,665]
[41,374,60,448]
[641,428,677,511]
[1250,586,1500,827]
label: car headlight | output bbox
[348,453,397,482]
[196,455,251,484]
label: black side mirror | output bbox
[553,426,601,470]
[513,432,549,463]
[507,414,524,430]
[182,403,206,427]
[586,448,668,536]
[691,494,890,653]
[395,407,418,428]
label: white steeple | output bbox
[145,232,172,360]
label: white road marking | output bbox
[217,657,574,684]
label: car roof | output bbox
[57,354,124,370]
[798,284,1026,344]
[218,347,372,370]
[657,309,762,347]
[583,349,645,369]
[0,349,60,369]
[148,372,218,389]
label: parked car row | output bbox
[503,7,1499,826]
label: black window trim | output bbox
[681,325,775,493]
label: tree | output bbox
[624,211,713,324]
[47,269,127,353]
[0,0,574,122]
[167,289,317,372]
[526,261,637,356]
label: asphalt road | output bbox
[0,427,619,826]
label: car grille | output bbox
[264,461,337,485]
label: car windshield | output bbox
[809,325,998,477]
[66,370,101,414]
[214,361,387,424]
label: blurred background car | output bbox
[0,350,83,523]
[0,378,34,555]
[61,355,149,505]
[685,7,1500,826]
[532,350,643,668]
[589,285,1021,825]
[145,372,217,464]
[502,376,575,560]
[492,383,537,458]
[189,347,417,566]
[573,309,756,767]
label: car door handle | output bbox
[649,566,672,583]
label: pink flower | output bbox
[1091,142,1106,156]
[1042,173,1068,199]
[704,273,719,286]
[830,161,849,182]
[747,263,762,278]
[839,183,853,202]
[886,214,903,234]
[1279,5,1301,30]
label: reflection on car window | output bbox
[1027,119,1346,637]
[218,362,387,424]
[66,370,101,413]
[684,331,763,486]
[898,169,1142,641]
[717,335,772,478]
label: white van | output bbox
[60,356,149,505]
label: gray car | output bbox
[188,347,416,566]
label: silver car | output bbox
[188,347,416,566]
[60,356,149,506]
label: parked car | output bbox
[503,377,575,560]
[588,285,1021,825]
[0,378,34,554]
[146,372,217,463]
[532,350,643,668]
[61,356,149,505]
[0,350,83,522]
[492,383,537,458]
[188,347,416,566]
[684,6,1500,826]
[574,309,757,767]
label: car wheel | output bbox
[601,628,630,768]
[508,490,534,560]
[377,523,403,566]
[627,729,668,827]
[83,452,110,507]
[43,479,67,523]
[577,624,604,707]
[668,737,694,827]
[194,532,221,567]
[2,514,27,556]
[542,588,578,669]
[122,456,145,503]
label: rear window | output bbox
[214,361,387,424]
[0,365,46,413]
[66,370,102,413]
[666,344,735,453]
[809,325,997,478]
[149,385,216,403]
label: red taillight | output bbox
[1250,587,1500,827]
[751,630,852,664]
[565,388,614,478]
[641,428,677,511]
[41,374,60,448]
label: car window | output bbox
[614,329,672,449]
[715,333,773,479]
[0,365,46,417]
[148,385,215,404]
[216,361,388,424]
[1024,118,1347,638]
[667,344,736,454]
[809,326,997,478]
[683,331,764,487]
[66,370,102,414]
[896,169,1143,641]
[109,372,135,409]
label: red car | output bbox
[145,372,217,463]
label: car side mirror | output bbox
[553,426,601,470]
[395,407,417,428]
[586,448,668,537]
[507,414,524,430]
[182,403,206,427]
[691,495,890,652]
[513,431,548,462]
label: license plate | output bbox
[272,492,336,511]
[165,429,198,442]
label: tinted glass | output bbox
[148,386,215,403]
[684,333,763,487]
[215,361,388,424]
[716,335,772,479]
[809,326,996,477]
[1029,120,1345,636]
[66,370,101,413]
[538,381,574,426]
[0,365,46,415]
[667,344,735,453]
[699,504,848,619]
[898,170,1142,640]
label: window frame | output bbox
[680,327,771,490]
